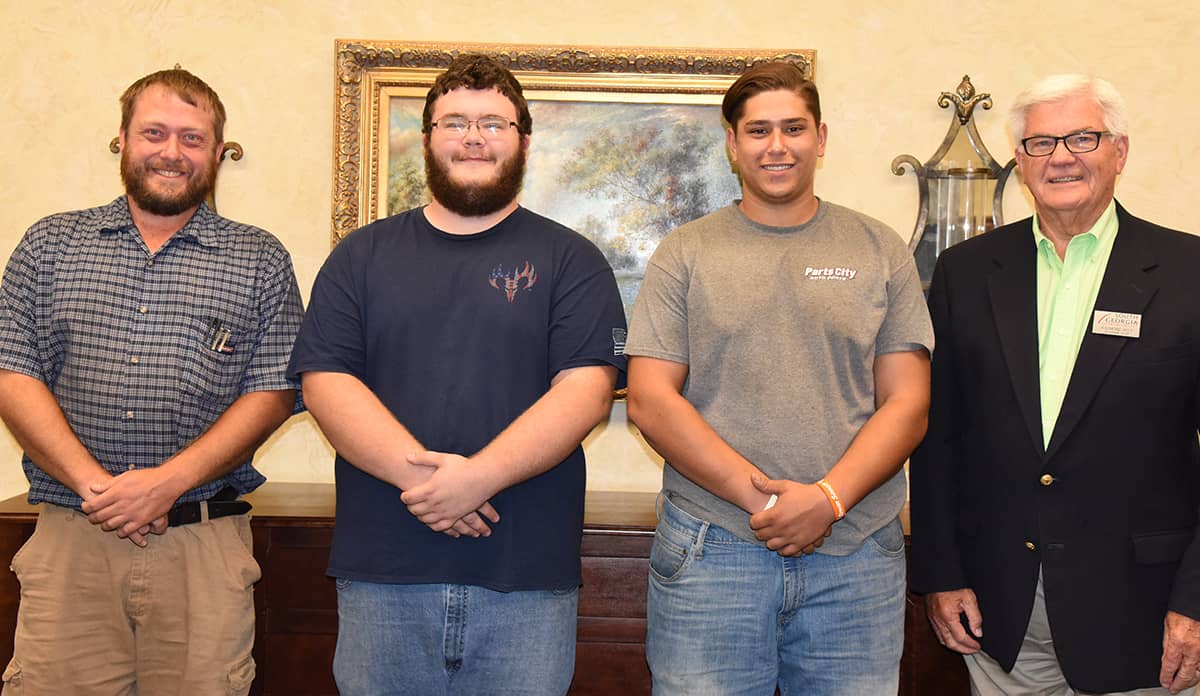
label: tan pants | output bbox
[966,571,1196,696]
[1,505,260,696]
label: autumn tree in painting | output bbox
[559,122,715,256]
[388,156,428,215]
[576,214,639,271]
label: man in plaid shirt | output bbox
[0,68,303,695]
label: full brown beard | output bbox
[120,150,216,216]
[424,145,526,217]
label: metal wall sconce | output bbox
[892,76,1016,287]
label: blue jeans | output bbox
[333,580,579,696]
[646,495,906,696]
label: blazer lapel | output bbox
[1044,210,1158,459]
[987,223,1045,457]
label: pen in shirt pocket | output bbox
[206,317,235,354]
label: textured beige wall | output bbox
[1,0,1197,500]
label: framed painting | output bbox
[332,40,816,314]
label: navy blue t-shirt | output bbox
[288,206,626,590]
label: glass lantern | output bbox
[892,76,1017,290]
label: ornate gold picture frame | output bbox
[331,39,816,249]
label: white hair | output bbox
[1007,74,1129,143]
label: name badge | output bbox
[1093,310,1141,338]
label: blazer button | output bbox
[1025,541,1036,551]
[1040,474,1055,486]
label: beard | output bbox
[120,150,216,216]
[424,146,526,217]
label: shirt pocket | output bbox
[180,315,251,406]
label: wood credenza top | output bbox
[0,483,662,532]
[229,484,910,533]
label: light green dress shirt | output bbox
[1036,200,1119,449]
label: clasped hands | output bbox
[401,450,500,539]
[79,467,174,547]
[748,474,835,557]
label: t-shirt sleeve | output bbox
[241,237,305,398]
[0,222,48,381]
[287,236,367,381]
[624,230,689,365]
[876,240,934,356]
[547,237,627,376]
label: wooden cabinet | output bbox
[0,484,966,695]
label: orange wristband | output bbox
[815,478,846,520]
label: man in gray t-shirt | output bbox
[626,61,932,695]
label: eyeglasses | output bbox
[431,116,519,138]
[1020,130,1111,157]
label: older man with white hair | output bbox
[910,74,1200,695]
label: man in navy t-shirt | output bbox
[288,54,626,695]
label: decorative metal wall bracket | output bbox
[892,76,1017,286]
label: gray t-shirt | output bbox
[626,200,933,554]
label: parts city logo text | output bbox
[804,266,858,281]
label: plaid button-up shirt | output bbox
[0,197,304,509]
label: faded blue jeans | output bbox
[646,495,906,696]
[333,580,579,696]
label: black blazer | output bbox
[909,203,1200,692]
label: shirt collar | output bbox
[1033,199,1117,260]
[96,196,223,248]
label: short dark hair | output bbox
[120,68,226,143]
[721,61,820,131]
[422,54,532,135]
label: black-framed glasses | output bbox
[431,116,519,138]
[1020,130,1111,157]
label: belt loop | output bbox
[694,521,710,560]
[200,500,210,524]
